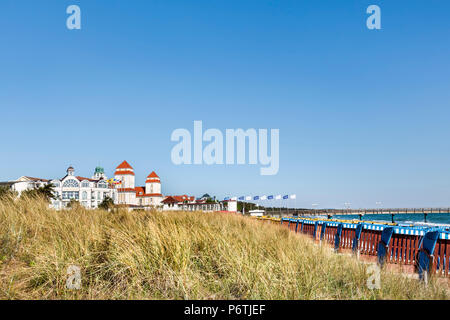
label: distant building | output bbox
[114,160,163,209]
[1,161,238,213]
[161,194,237,212]
[1,166,116,209]
[9,176,50,195]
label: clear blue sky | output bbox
[1,1,449,208]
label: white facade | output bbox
[51,166,116,209]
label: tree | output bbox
[0,185,17,200]
[66,199,81,209]
[21,184,55,202]
[237,201,258,214]
[99,196,114,210]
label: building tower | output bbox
[67,166,75,176]
[114,160,136,205]
[145,171,161,195]
[93,166,106,180]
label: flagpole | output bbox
[287,197,289,216]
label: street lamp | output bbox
[344,202,351,214]
[376,201,382,214]
[312,203,319,217]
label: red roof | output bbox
[114,170,135,176]
[135,187,145,194]
[161,196,180,204]
[136,193,163,198]
[135,186,162,197]
[145,178,161,183]
[25,176,50,182]
[76,176,97,182]
[147,171,159,179]
[165,195,195,202]
[116,160,133,170]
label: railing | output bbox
[266,217,450,278]
[263,208,450,217]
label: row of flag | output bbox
[223,194,296,201]
[106,178,122,185]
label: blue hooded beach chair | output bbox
[416,230,439,280]
[334,223,344,251]
[313,221,319,238]
[320,222,328,241]
[377,227,394,267]
[352,223,363,253]
[295,220,300,233]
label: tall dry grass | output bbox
[0,197,448,300]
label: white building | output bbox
[114,160,164,209]
[50,166,117,210]
[9,176,50,195]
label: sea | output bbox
[320,213,450,227]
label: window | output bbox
[98,181,107,188]
[81,181,90,188]
[52,181,60,188]
[63,179,79,188]
[62,191,79,200]
[97,192,101,200]
[82,191,87,200]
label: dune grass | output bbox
[0,197,448,300]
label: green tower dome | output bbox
[95,166,104,174]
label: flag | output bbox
[224,197,230,201]
[290,194,296,200]
[238,196,245,201]
[283,195,289,200]
[245,196,251,201]
[253,196,260,201]
[268,195,274,200]
[260,195,267,200]
[275,195,282,200]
